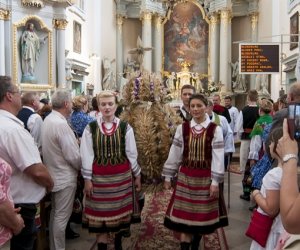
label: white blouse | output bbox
[80,116,141,179]
[162,114,225,185]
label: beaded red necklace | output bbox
[101,122,117,136]
[191,126,204,136]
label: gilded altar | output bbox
[165,61,207,99]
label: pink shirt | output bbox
[0,158,13,246]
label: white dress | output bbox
[250,167,284,250]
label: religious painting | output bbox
[164,2,209,73]
[73,21,81,53]
[290,11,299,50]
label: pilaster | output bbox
[0,8,10,75]
[116,14,124,90]
[219,9,232,94]
[210,12,220,84]
[53,19,68,88]
[250,12,259,89]
[153,15,162,73]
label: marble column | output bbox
[219,9,231,94]
[4,11,11,76]
[153,15,162,73]
[0,9,9,75]
[209,13,220,84]
[116,15,124,91]
[53,19,68,88]
[141,11,152,72]
[250,12,259,90]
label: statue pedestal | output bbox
[21,75,37,84]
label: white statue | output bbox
[194,73,203,91]
[166,72,176,91]
[21,22,47,82]
[255,74,270,95]
[127,36,153,70]
[102,57,116,90]
[230,60,246,92]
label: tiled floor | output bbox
[2,171,252,250]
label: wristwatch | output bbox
[282,154,298,163]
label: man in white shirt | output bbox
[41,89,81,250]
[0,75,53,250]
[207,100,235,170]
[224,95,239,139]
[17,92,43,151]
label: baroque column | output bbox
[53,19,68,88]
[250,12,259,89]
[219,9,231,94]
[153,15,162,73]
[0,9,10,75]
[116,15,124,91]
[141,11,152,72]
[209,12,220,84]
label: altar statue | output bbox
[166,72,176,91]
[21,22,47,83]
[102,57,116,90]
[127,36,153,70]
[194,73,203,91]
[230,60,246,92]
[255,74,270,95]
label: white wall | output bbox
[85,0,102,94]
[100,0,116,69]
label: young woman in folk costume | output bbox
[162,93,228,250]
[80,91,141,250]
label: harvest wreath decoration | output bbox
[120,72,182,191]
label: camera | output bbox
[288,103,300,140]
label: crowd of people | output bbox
[1,73,300,250]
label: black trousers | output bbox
[10,203,37,250]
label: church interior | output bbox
[1,0,300,249]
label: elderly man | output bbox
[17,92,43,151]
[41,89,81,250]
[0,75,53,250]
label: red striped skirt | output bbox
[83,161,133,232]
[164,166,227,234]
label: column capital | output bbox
[155,15,163,31]
[249,12,259,31]
[116,14,125,26]
[141,11,152,21]
[210,12,219,31]
[53,19,68,30]
[0,9,11,20]
[116,15,125,35]
[220,9,231,22]
[210,13,219,24]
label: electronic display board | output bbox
[239,43,280,74]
